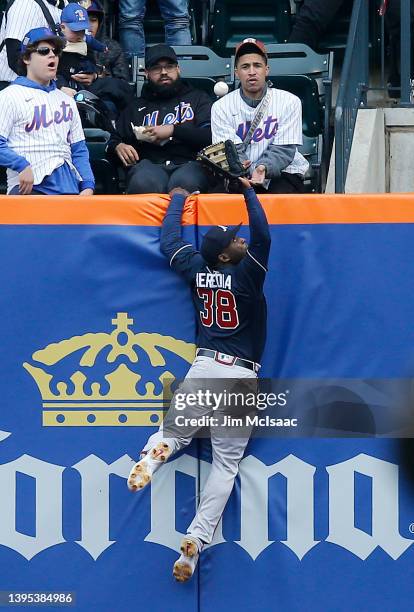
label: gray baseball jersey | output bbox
[211,87,309,176]
[0,83,85,192]
[0,0,63,82]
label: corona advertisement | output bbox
[0,194,414,611]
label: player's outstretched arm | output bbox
[160,189,204,282]
[160,188,190,261]
[239,179,271,270]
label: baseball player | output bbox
[0,0,67,86]
[127,177,271,582]
[211,38,309,193]
[0,27,95,195]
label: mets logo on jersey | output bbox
[236,116,279,142]
[25,102,74,132]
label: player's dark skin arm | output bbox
[160,188,190,262]
[239,177,271,268]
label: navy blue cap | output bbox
[21,27,64,53]
[61,3,89,31]
[201,223,242,265]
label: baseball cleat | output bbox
[149,441,171,462]
[173,536,201,583]
[127,442,171,492]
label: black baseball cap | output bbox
[201,223,242,265]
[145,44,178,69]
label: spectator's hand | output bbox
[115,143,139,166]
[72,73,97,87]
[238,177,252,190]
[242,160,252,169]
[143,125,174,144]
[18,166,34,195]
[79,188,94,196]
[169,187,190,199]
[61,86,76,97]
[250,164,266,184]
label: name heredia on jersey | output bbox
[196,272,232,289]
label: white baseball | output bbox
[214,81,229,97]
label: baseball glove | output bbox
[196,140,248,182]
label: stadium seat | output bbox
[293,0,381,59]
[210,0,292,57]
[171,45,233,98]
[84,128,119,195]
[133,45,233,98]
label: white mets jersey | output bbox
[0,84,85,193]
[0,0,63,82]
[211,87,309,176]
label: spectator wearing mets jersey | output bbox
[0,27,95,195]
[106,44,212,195]
[211,38,308,193]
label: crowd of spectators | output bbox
[0,0,404,196]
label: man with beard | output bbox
[0,0,67,89]
[106,44,212,194]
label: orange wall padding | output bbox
[2,193,414,225]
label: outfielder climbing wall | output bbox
[0,194,413,611]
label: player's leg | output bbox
[186,433,250,544]
[128,359,215,491]
[171,365,256,580]
[171,434,250,581]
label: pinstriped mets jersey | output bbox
[211,87,309,176]
[0,82,85,192]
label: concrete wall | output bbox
[326,108,414,193]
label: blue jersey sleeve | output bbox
[160,193,204,284]
[236,187,271,293]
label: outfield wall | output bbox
[0,193,414,611]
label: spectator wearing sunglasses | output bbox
[0,27,95,195]
[0,0,68,89]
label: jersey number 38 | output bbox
[197,288,239,329]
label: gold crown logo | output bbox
[23,313,195,427]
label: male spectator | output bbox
[288,0,347,52]
[106,43,211,194]
[0,0,67,88]
[118,0,191,57]
[211,38,308,193]
[0,27,95,195]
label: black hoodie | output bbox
[107,79,212,165]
